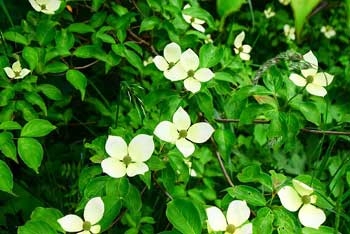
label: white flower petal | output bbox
[184,77,201,93]
[154,121,179,143]
[164,42,182,63]
[298,204,326,229]
[28,0,42,11]
[173,107,191,131]
[187,122,214,143]
[128,134,154,162]
[239,52,251,61]
[289,73,307,87]
[194,68,214,82]
[105,136,128,160]
[306,83,327,97]
[303,51,318,69]
[313,72,334,86]
[226,200,250,227]
[90,225,101,234]
[205,206,227,231]
[301,68,318,78]
[126,162,149,177]
[3,67,15,79]
[77,231,90,234]
[176,138,195,157]
[234,48,239,55]
[101,157,127,178]
[234,223,253,234]
[180,49,199,72]
[234,31,245,48]
[153,56,169,71]
[182,14,192,24]
[277,186,302,212]
[12,61,22,72]
[242,45,252,54]
[84,197,104,225]
[19,68,31,79]
[57,214,83,232]
[46,0,61,12]
[164,63,188,81]
[191,23,205,33]
[292,180,314,196]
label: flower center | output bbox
[178,130,187,139]
[14,71,21,77]
[168,62,175,69]
[306,75,314,84]
[83,221,91,231]
[190,17,195,23]
[123,155,132,166]
[40,4,47,10]
[226,224,236,233]
[187,70,195,77]
[238,46,244,53]
[302,195,311,204]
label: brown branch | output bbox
[73,60,99,70]
[127,29,158,55]
[215,118,350,136]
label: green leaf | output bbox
[139,16,161,32]
[24,92,47,116]
[213,129,235,162]
[199,44,222,68]
[3,31,29,45]
[182,6,215,28]
[36,20,58,46]
[21,119,56,137]
[42,61,69,73]
[0,121,21,130]
[0,88,15,107]
[302,226,337,234]
[92,0,105,11]
[216,0,245,17]
[22,47,39,71]
[273,206,301,234]
[231,185,266,206]
[237,165,273,191]
[0,160,13,193]
[0,132,17,162]
[195,90,214,120]
[18,220,56,234]
[66,69,88,100]
[124,184,142,212]
[36,84,64,101]
[55,29,75,50]
[214,72,236,84]
[73,45,107,60]
[166,198,202,234]
[18,137,43,173]
[30,207,63,232]
[253,207,274,234]
[291,101,321,126]
[99,197,122,230]
[291,0,321,41]
[68,23,95,33]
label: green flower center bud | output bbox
[14,71,21,77]
[226,224,236,233]
[178,130,187,139]
[40,4,47,10]
[188,70,195,77]
[302,195,311,204]
[190,17,195,23]
[123,155,132,166]
[238,46,244,53]
[83,221,91,231]
[168,62,175,69]
[306,75,314,84]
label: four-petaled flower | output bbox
[277,179,326,229]
[321,25,336,39]
[284,24,296,41]
[29,0,61,14]
[101,134,154,178]
[166,49,214,93]
[154,107,214,157]
[206,200,253,234]
[153,42,182,80]
[57,197,104,234]
[182,4,206,33]
[233,31,252,61]
[264,7,276,19]
[289,50,334,97]
[3,61,30,79]
[279,0,291,5]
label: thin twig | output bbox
[127,29,158,55]
[210,138,235,187]
[73,60,99,70]
[215,118,350,136]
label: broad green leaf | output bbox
[302,226,337,234]
[124,184,142,212]
[231,185,266,206]
[66,69,88,100]
[166,198,202,234]
[0,160,13,193]
[3,31,29,45]
[18,137,43,173]
[15,100,38,121]
[140,16,161,32]
[55,29,75,50]
[36,84,64,101]
[68,23,95,33]
[30,207,64,232]
[22,47,39,71]
[291,0,321,41]
[214,72,236,84]
[0,138,18,162]
[253,207,274,234]
[273,207,301,234]
[73,45,107,60]
[90,12,107,28]
[124,48,143,72]
[18,220,56,234]
[36,20,58,46]
[199,44,222,68]
[195,90,214,120]
[42,61,69,73]
[92,0,105,11]
[0,121,21,130]
[0,88,15,107]
[291,101,321,126]
[21,119,56,137]
[239,104,275,125]
[99,197,122,230]
[213,128,235,162]
[216,0,245,17]
[237,165,273,191]
[24,92,47,116]
[182,5,215,28]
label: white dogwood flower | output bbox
[154,107,214,157]
[233,31,252,61]
[206,200,253,234]
[321,25,336,39]
[279,0,291,5]
[289,51,334,97]
[28,0,61,14]
[3,61,30,79]
[57,197,104,234]
[101,134,154,178]
[165,49,214,93]
[278,179,326,229]
[153,42,182,80]
[182,4,206,33]
[264,7,276,19]
[284,24,296,40]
